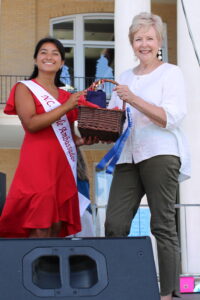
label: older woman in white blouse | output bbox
[105,12,191,300]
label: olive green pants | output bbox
[105,155,181,297]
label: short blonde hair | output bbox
[129,12,164,44]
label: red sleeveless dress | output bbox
[0,81,81,237]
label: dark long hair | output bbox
[29,37,65,87]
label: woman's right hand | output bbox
[83,136,100,145]
[66,91,86,111]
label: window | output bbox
[50,14,114,94]
[84,19,114,41]
[53,21,74,40]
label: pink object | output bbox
[180,277,195,293]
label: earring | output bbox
[157,48,162,61]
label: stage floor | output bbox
[179,294,200,299]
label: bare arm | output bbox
[15,83,84,132]
[115,85,167,128]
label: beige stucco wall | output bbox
[0,0,36,75]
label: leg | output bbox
[50,221,62,237]
[105,163,144,237]
[29,228,51,238]
[29,222,62,238]
[139,155,181,298]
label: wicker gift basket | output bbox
[78,79,126,142]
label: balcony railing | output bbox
[0,75,115,104]
[0,75,28,104]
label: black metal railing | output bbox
[0,75,28,104]
[0,75,115,104]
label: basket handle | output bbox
[88,79,126,110]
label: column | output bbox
[177,0,200,275]
[114,0,151,78]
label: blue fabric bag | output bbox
[86,90,107,108]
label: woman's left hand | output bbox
[114,84,167,128]
[114,85,134,105]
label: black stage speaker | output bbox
[0,237,160,300]
[0,172,6,215]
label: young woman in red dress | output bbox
[0,37,92,238]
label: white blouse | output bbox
[108,63,191,182]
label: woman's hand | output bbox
[114,85,134,105]
[83,136,100,145]
[66,91,86,111]
[101,140,113,144]
[74,136,100,146]
[114,84,167,128]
